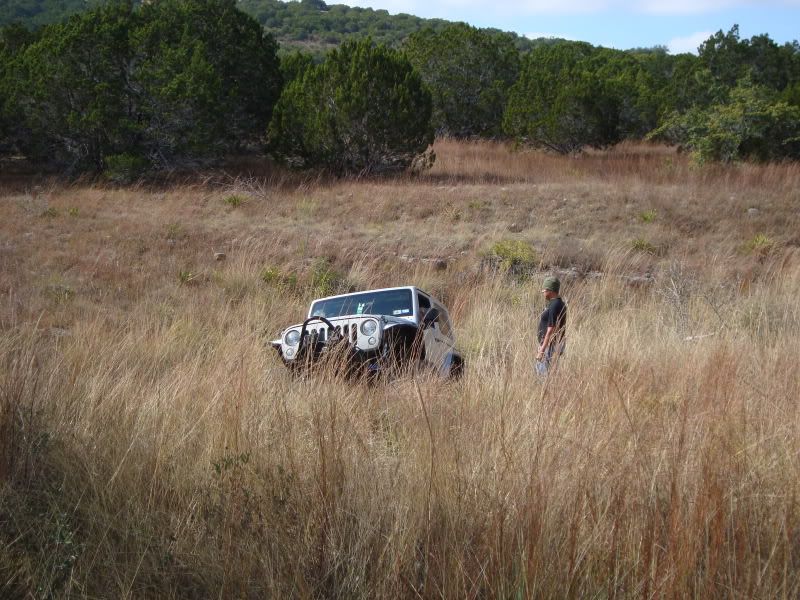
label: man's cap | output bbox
[542,276,560,292]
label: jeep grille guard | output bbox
[295,315,362,361]
[300,318,360,344]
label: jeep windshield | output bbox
[310,289,414,319]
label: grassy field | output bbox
[1,140,800,598]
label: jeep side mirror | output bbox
[422,308,439,327]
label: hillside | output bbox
[236,0,539,54]
[0,0,102,28]
[0,0,542,53]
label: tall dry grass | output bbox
[2,141,800,598]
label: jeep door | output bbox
[422,303,453,374]
[430,303,457,375]
[417,293,442,369]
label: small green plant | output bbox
[631,237,658,254]
[261,266,298,290]
[212,451,251,476]
[223,194,247,208]
[38,510,82,596]
[468,199,489,211]
[744,233,776,256]
[310,258,346,296]
[486,239,538,276]
[166,223,183,240]
[67,207,79,217]
[45,283,75,303]
[639,209,657,223]
[177,269,197,286]
[39,207,59,218]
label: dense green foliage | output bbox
[2,0,800,169]
[268,38,433,175]
[502,43,651,153]
[1,0,281,175]
[3,3,136,170]
[644,26,800,162]
[404,24,519,138]
[279,49,315,84]
[133,0,282,162]
[650,79,800,163]
[501,28,800,160]
[698,25,800,91]
[0,24,39,153]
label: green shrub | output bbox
[45,283,74,303]
[177,269,197,286]
[165,223,183,240]
[639,209,657,223]
[404,23,520,138]
[468,199,489,212]
[260,266,298,290]
[503,43,647,153]
[649,79,800,163]
[268,38,434,175]
[631,237,658,254]
[309,258,347,296]
[744,233,776,256]
[486,240,538,276]
[223,195,247,208]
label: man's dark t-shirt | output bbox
[537,297,567,343]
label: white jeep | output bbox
[270,286,464,378]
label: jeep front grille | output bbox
[306,323,358,343]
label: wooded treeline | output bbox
[0,0,105,29]
[1,0,799,178]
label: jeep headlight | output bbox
[360,319,378,336]
[285,330,300,346]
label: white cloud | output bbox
[667,30,713,53]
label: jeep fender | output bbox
[380,322,425,364]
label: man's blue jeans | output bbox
[535,342,565,376]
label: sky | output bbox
[339,0,800,53]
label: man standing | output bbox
[536,276,566,376]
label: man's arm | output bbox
[537,326,556,361]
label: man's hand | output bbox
[538,325,556,362]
